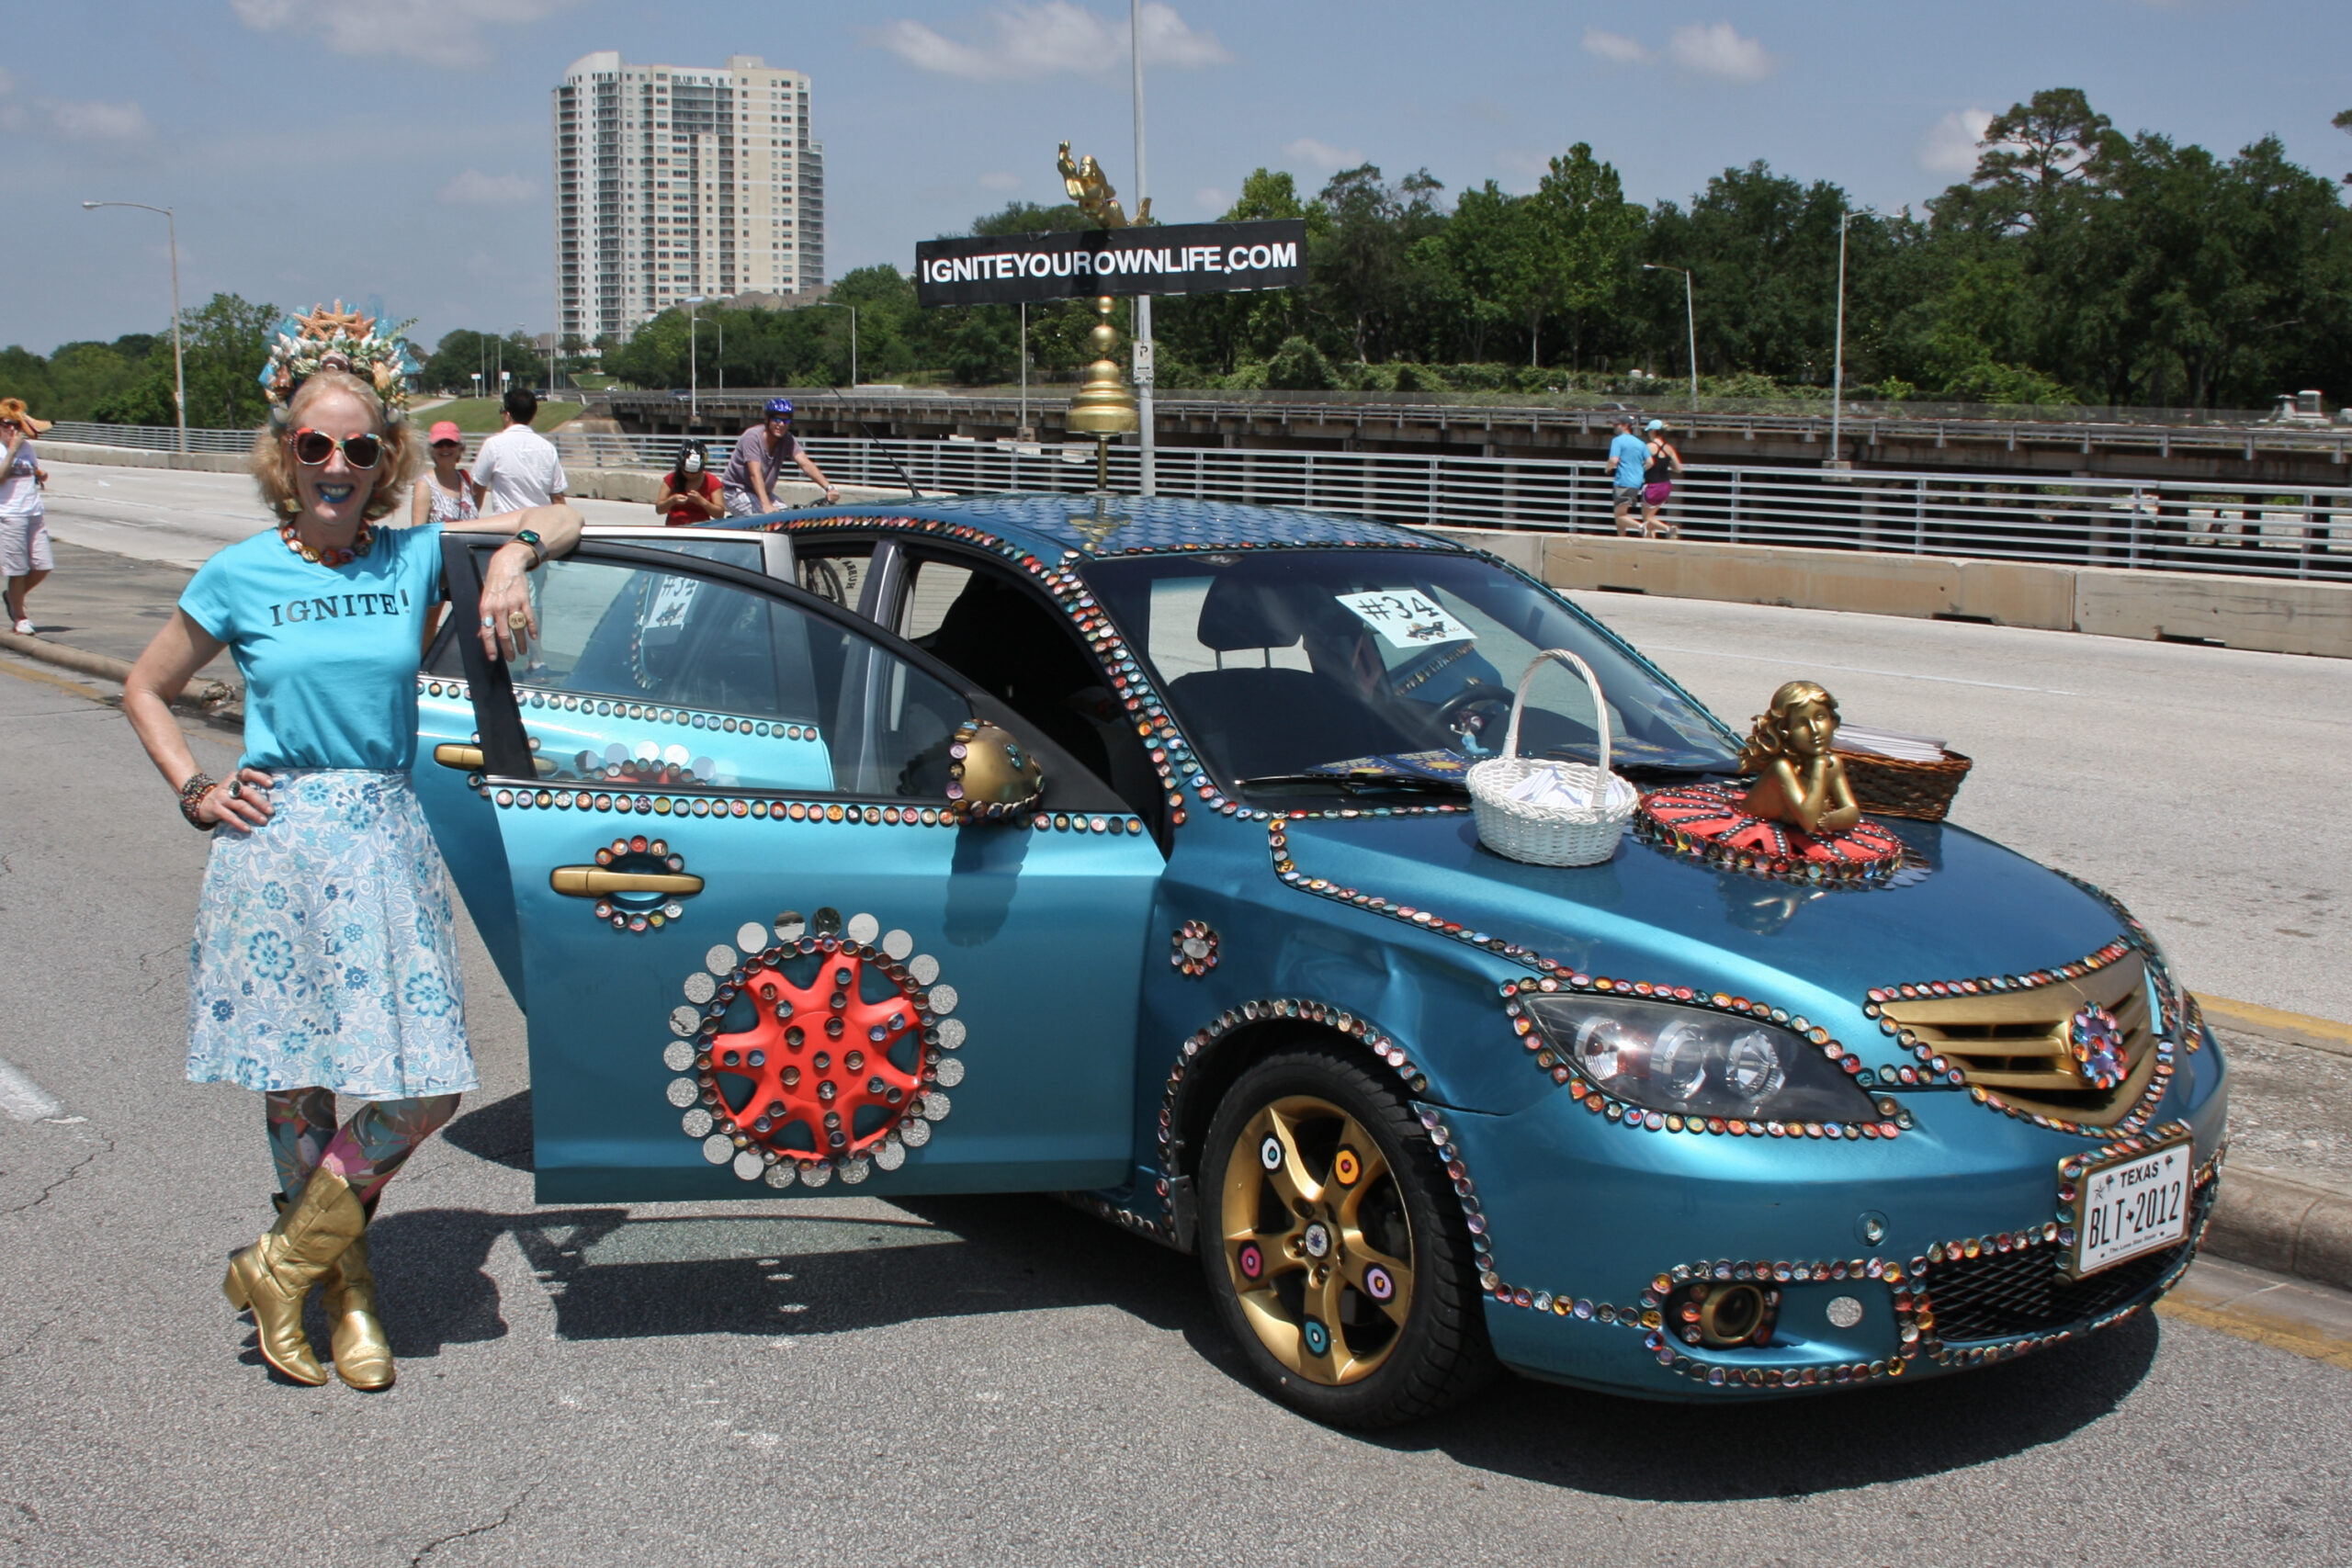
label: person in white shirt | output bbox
[468,389,568,516]
[0,397,52,634]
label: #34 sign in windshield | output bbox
[915,220,1307,307]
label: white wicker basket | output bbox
[1466,649,1638,867]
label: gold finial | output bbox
[1064,295,1138,502]
[1057,141,1149,229]
[1737,680,1863,836]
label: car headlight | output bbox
[1522,996,1882,1123]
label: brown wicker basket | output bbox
[1836,747,1973,822]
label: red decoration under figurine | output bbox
[1636,782,1905,885]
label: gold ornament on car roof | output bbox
[1058,141,1150,228]
[1738,681,1863,837]
[945,719,1046,823]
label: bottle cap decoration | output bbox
[944,719,1046,823]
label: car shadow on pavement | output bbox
[1376,1314,2163,1498]
[361,1190,1216,1361]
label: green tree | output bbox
[424,329,545,396]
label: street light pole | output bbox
[815,301,857,389]
[1131,0,1156,496]
[82,201,186,453]
[1642,263,1697,412]
[684,296,705,422]
[1830,208,1873,468]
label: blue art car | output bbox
[412,497,2227,1427]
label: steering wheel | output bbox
[1429,682,1514,756]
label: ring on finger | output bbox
[480,614,494,628]
[507,610,529,630]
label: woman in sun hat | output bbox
[409,418,478,527]
[120,304,581,1392]
[0,396,53,634]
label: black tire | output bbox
[1197,1043,1495,1427]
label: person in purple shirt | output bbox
[721,399,841,516]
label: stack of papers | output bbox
[1507,766,1634,811]
[1836,723,1950,763]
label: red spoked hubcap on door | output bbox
[707,952,924,1161]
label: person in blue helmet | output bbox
[721,398,840,516]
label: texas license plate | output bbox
[2067,1138,2191,1278]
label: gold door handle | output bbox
[550,866,707,897]
[435,742,554,777]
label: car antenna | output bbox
[823,386,922,500]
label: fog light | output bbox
[1668,1280,1780,1348]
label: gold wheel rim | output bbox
[1218,1093,1415,1386]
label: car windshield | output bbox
[1083,547,1739,795]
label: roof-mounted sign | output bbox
[915,219,1307,308]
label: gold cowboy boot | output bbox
[271,1191,396,1391]
[223,1166,366,1385]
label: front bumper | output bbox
[1432,1025,2229,1399]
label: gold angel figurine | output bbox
[1057,141,1150,228]
[1737,681,1862,837]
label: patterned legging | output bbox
[265,1089,461,1203]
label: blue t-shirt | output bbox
[1610,433,1649,489]
[179,523,447,773]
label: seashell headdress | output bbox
[259,301,420,426]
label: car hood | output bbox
[1271,810,2131,1010]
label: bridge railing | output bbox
[792,436,2352,581]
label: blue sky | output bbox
[3,0,2344,354]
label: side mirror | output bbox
[945,719,1045,823]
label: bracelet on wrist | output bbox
[178,772,219,829]
[514,528,548,569]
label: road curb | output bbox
[2199,994,2352,1059]
[2207,1168,2352,1294]
[0,630,238,712]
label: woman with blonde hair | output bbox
[121,306,581,1390]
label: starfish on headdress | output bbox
[295,301,376,338]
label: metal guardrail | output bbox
[46,421,255,455]
[43,422,2351,581]
[791,437,2352,582]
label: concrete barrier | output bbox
[1418,527,2352,659]
[43,441,248,475]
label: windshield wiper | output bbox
[1237,771,1471,795]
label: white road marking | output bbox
[0,1057,65,1122]
[1639,644,2079,696]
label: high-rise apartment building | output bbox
[553,51,827,343]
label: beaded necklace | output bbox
[278,518,375,568]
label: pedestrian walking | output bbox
[409,419,478,527]
[656,439,723,526]
[119,311,582,1391]
[721,398,839,517]
[0,396,52,633]
[1640,419,1683,539]
[1607,414,1648,536]
[468,388,568,516]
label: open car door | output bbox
[438,536,1163,1202]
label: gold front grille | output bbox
[1878,953,2154,1127]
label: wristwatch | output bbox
[514,528,548,569]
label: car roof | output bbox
[739,493,1477,563]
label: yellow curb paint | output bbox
[2156,1297,2352,1372]
[2196,994,2352,1056]
[0,656,117,704]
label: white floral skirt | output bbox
[187,770,475,1100]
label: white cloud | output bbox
[978,170,1022,191]
[874,2,1229,82]
[44,98,152,142]
[1666,21,1776,82]
[1283,137,1363,171]
[437,169,536,206]
[1916,107,1995,175]
[1193,186,1230,214]
[230,0,583,69]
[1582,29,1653,65]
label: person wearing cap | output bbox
[409,419,479,527]
[0,396,52,634]
[721,398,839,517]
[1640,419,1684,539]
[1607,414,1648,537]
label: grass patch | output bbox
[415,398,582,434]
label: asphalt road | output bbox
[3,626,2350,1562]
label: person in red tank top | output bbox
[656,441,722,526]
